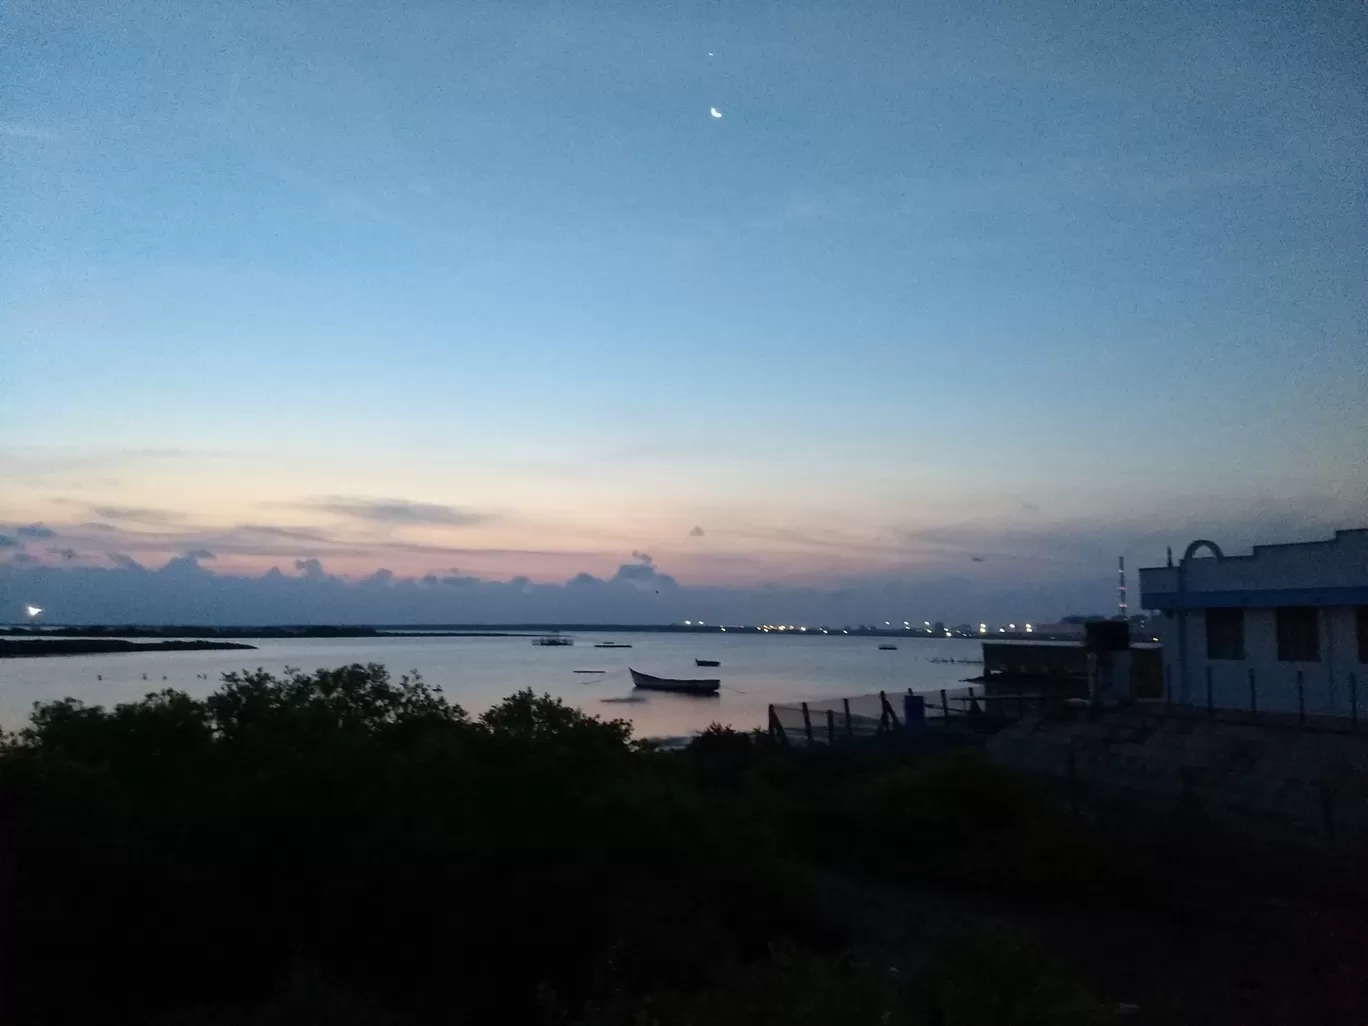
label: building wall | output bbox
[1157,605,1367,717]
[1140,529,1368,609]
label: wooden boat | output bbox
[695,658,720,667]
[878,644,897,650]
[629,668,720,695]
[594,642,632,648]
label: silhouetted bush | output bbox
[0,665,819,1025]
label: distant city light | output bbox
[1025,624,1033,633]
[684,620,692,625]
[999,628,1006,633]
[799,626,807,631]
[26,605,42,618]
[979,623,987,633]
[720,627,726,632]
[1009,624,1016,630]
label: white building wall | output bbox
[1157,605,1367,717]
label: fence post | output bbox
[1296,671,1305,727]
[1205,665,1213,718]
[768,705,790,746]
[1248,668,1257,717]
[940,688,950,720]
[826,708,836,745]
[801,702,814,745]
[843,698,854,739]
[1351,672,1359,730]
[880,691,900,729]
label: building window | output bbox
[1205,608,1244,660]
[1276,607,1320,663]
[1358,606,1368,664]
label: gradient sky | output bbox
[2,0,1365,620]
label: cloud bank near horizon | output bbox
[2,495,1362,626]
[0,549,1113,627]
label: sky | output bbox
[2,0,1365,624]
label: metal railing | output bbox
[767,685,1056,746]
[1163,666,1364,735]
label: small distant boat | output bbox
[629,668,720,695]
[573,669,606,674]
[533,633,573,646]
[878,644,897,651]
[594,642,632,648]
[695,658,720,667]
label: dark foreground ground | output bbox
[1,663,1364,1025]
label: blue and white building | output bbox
[1139,529,1368,718]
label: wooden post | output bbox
[826,708,836,745]
[801,701,814,745]
[1248,668,1257,717]
[940,689,950,720]
[843,698,854,739]
[880,691,900,729]
[767,705,790,746]
[1205,665,1213,718]
[1296,671,1305,727]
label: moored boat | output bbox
[629,668,720,695]
[878,644,897,650]
[594,642,633,648]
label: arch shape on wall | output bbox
[1182,539,1224,563]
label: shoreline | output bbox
[0,639,259,659]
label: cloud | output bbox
[92,505,184,525]
[295,558,328,580]
[0,551,1116,626]
[307,497,492,527]
[185,549,216,561]
[15,524,56,539]
[688,525,705,538]
[630,550,654,566]
[236,524,330,541]
[0,535,18,549]
[48,547,80,561]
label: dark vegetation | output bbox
[2,664,1364,1024]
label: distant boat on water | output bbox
[629,668,720,695]
[695,658,720,667]
[878,644,897,651]
[594,642,632,648]
[533,633,573,646]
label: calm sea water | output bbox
[0,633,984,740]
